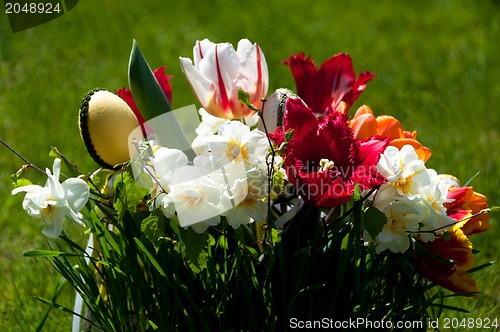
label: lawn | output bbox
[1,0,499,330]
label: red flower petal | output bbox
[357,136,390,168]
[283,53,319,112]
[153,66,173,105]
[116,87,145,125]
[280,100,387,208]
[343,70,375,109]
[283,97,318,141]
[284,52,374,114]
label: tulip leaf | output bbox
[363,206,386,239]
[128,40,172,119]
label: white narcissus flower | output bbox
[417,178,456,242]
[163,165,223,233]
[192,120,269,169]
[180,38,268,120]
[223,167,268,228]
[371,197,424,254]
[146,147,188,193]
[11,158,89,238]
[374,145,435,208]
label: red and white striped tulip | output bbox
[180,39,268,119]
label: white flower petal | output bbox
[234,41,268,101]
[193,38,215,67]
[41,207,66,239]
[12,184,43,195]
[62,178,90,212]
[180,57,215,108]
[195,108,226,136]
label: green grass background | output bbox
[1,0,499,330]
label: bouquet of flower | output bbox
[6,38,497,331]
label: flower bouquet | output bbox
[6,38,497,331]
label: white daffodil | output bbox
[146,146,188,194]
[374,145,434,208]
[371,197,425,254]
[193,120,269,170]
[163,165,223,232]
[222,167,268,228]
[417,179,456,242]
[12,158,89,238]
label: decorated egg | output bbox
[258,88,297,134]
[79,89,139,169]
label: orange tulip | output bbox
[350,105,431,162]
[412,221,479,295]
[445,187,491,235]
[411,186,490,295]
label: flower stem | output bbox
[0,138,47,175]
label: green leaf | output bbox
[128,41,195,158]
[183,228,210,272]
[353,183,361,201]
[467,261,495,274]
[463,171,480,187]
[11,174,32,188]
[429,303,470,313]
[113,165,149,219]
[364,206,387,239]
[141,215,167,250]
[35,277,67,332]
[134,237,167,277]
[238,88,259,112]
[23,250,78,257]
[238,88,251,105]
[128,40,171,119]
[34,296,101,329]
[148,320,159,330]
[284,129,294,142]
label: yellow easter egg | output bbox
[79,89,139,169]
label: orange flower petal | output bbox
[446,187,491,235]
[412,226,480,295]
[353,104,373,117]
[403,130,417,139]
[389,138,432,162]
[376,115,403,139]
[350,112,378,139]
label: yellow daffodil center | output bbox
[226,140,248,162]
